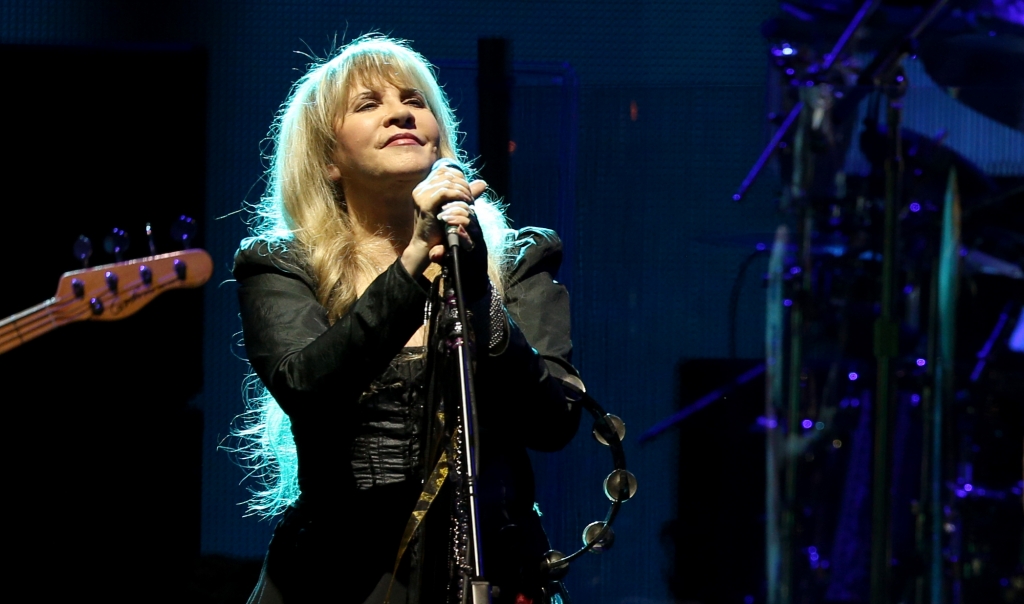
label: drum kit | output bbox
[663,1,1022,603]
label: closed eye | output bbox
[402,89,428,108]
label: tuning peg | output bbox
[146,222,157,255]
[73,235,93,268]
[170,215,197,249]
[103,228,130,262]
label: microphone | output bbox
[431,158,467,248]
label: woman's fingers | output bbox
[469,179,488,199]
[414,167,474,205]
[410,166,488,255]
[428,244,446,262]
[413,181,471,206]
[412,167,487,217]
[436,201,473,223]
[436,202,477,251]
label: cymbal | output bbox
[964,248,1024,280]
[761,1,984,54]
[763,1,1024,133]
[919,33,1024,132]
[859,125,999,200]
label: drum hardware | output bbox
[727,1,1024,602]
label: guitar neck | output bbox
[0,298,62,354]
[0,248,212,356]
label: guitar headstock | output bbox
[52,248,213,322]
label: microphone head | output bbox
[431,158,465,174]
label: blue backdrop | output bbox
[3,1,784,602]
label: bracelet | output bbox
[487,285,509,354]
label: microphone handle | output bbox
[432,158,468,248]
[446,224,461,249]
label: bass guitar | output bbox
[0,249,213,355]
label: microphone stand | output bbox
[442,226,492,604]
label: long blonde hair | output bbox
[245,33,511,320]
[235,35,513,517]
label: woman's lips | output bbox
[384,134,421,147]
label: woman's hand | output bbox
[435,199,491,302]
[401,161,487,277]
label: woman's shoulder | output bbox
[506,227,563,284]
[232,237,315,289]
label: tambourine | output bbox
[539,376,637,580]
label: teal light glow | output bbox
[227,373,300,518]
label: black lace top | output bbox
[350,348,428,489]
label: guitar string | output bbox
[0,273,173,349]
[0,270,186,351]
[0,287,122,350]
[0,298,90,350]
[0,297,57,327]
[0,253,206,349]
[0,300,63,352]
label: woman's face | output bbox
[328,78,440,189]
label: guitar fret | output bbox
[0,298,58,354]
[0,297,56,327]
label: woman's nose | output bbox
[384,101,414,127]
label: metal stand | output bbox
[442,233,492,604]
[743,2,958,603]
[765,226,787,604]
[870,81,903,604]
[857,6,954,600]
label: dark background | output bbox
[0,43,207,598]
[1,1,1020,602]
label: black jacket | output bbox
[233,227,581,603]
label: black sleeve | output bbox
[233,241,430,417]
[475,228,582,451]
